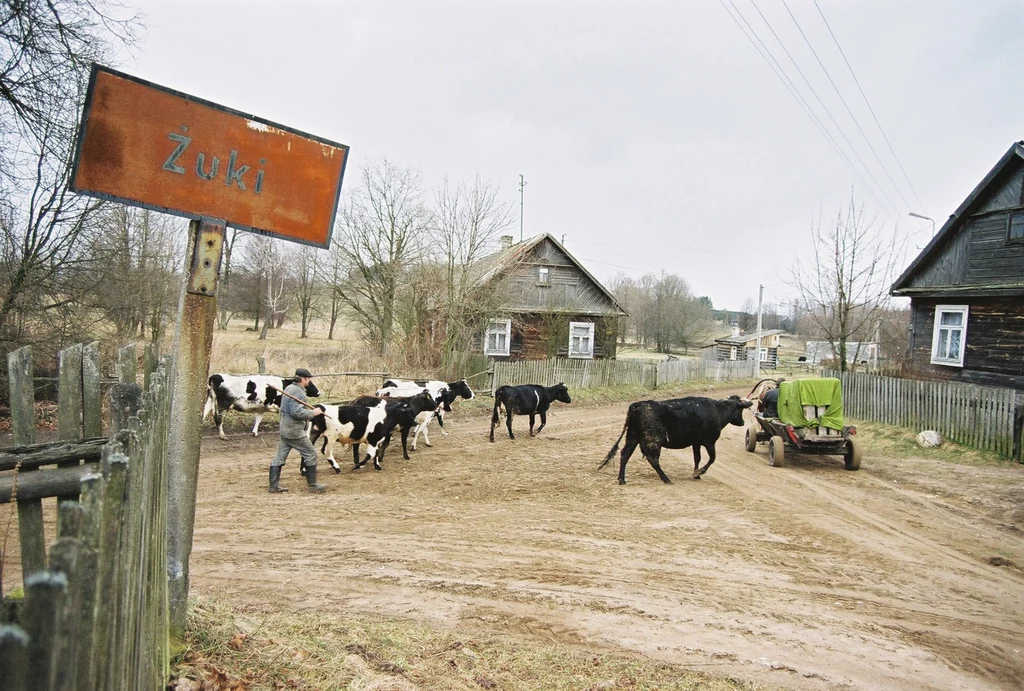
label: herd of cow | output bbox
[202,372,754,485]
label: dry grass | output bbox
[171,596,764,691]
[848,418,1016,468]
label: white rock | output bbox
[916,430,942,448]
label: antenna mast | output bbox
[519,174,526,242]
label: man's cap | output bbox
[294,367,313,378]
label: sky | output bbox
[113,0,1024,312]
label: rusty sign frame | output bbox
[69,64,349,249]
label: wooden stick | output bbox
[269,385,335,421]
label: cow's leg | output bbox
[528,413,536,436]
[435,410,448,437]
[251,413,263,437]
[214,411,227,440]
[535,411,547,435]
[421,418,433,448]
[400,426,411,460]
[505,410,516,439]
[352,444,365,469]
[489,402,501,442]
[642,442,673,484]
[617,438,639,485]
[695,443,716,478]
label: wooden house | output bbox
[701,328,783,369]
[891,141,1024,389]
[475,234,627,361]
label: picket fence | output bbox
[825,370,1024,461]
[490,356,755,393]
[0,342,171,691]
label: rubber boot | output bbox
[305,463,328,493]
[268,465,288,493]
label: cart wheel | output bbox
[744,426,757,452]
[768,436,786,467]
[844,438,862,471]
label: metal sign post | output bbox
[165,219,224,638]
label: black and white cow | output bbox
[349,390,438,462]
[307,399,418,472]
[489,382,571,442]
[376,378,475,450]
[599,395,753,484]
[204,374,320,440]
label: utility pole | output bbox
[753,284,764,378]
[519,174,526,242]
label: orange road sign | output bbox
[70,65,349,248]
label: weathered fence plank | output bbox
[8,346,45,580]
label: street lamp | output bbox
[908,212,935,235]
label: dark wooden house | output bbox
[475,233,627,361]
[891,141,1024,389]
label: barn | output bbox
[474,233,627,361]
[891,141,1024,390]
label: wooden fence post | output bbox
[118,344,138,385]
[82,342,102,439]
[8,346,45,580]
[0,625,29,690]
[143,343,159,391]
[21,571,68,690]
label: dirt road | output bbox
[191,392,1024,690]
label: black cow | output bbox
[204,373,320,440]
[307,399,418,472]
[599,395,753,484]
[377,378,476,449]
[349,390,438,462]
[489,382,571,442]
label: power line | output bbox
[813,0,925,211]
[781,0,915,213]
[743,0,902,221]
[719,0,896,219]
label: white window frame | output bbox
[930,305,968,367]
[537,266,549,284]
[568,321,595,359]
[759,347,769,362]
[485,318,511,356]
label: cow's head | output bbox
[551,382,572,404]
[278,377,321,402]
[308,404,328,443]
[726,395,754,426]
[448,379,475,401]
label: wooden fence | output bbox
[0,343,171,690]
[825,370,1024,461]
[490,357,757,393]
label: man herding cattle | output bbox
[269,367,328,494]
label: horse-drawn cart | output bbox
[744,377,861,470]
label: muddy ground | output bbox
[188,389,1021,690]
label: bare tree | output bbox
[245,236,290,341]
[428,175,514,364]
[332,160,427,354]
[292,244,321,338]
[316,238,348,340]
[788,195,906,372]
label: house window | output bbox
[759,347,769,362]
[537,267,549,284]
[485,319,511,356]
[930,305,968,367]
[1009,213,1024,242]
[568,321,595,359]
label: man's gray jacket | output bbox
[279,382,318,439]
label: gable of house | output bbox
[892,142,1024,298]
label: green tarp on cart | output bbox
[777,378,844,431]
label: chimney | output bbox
[731,325,741,338]
[500,235,514,249]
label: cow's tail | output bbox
[491,395,503,426]
[599,418,629,469]
[202,386,216,422]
